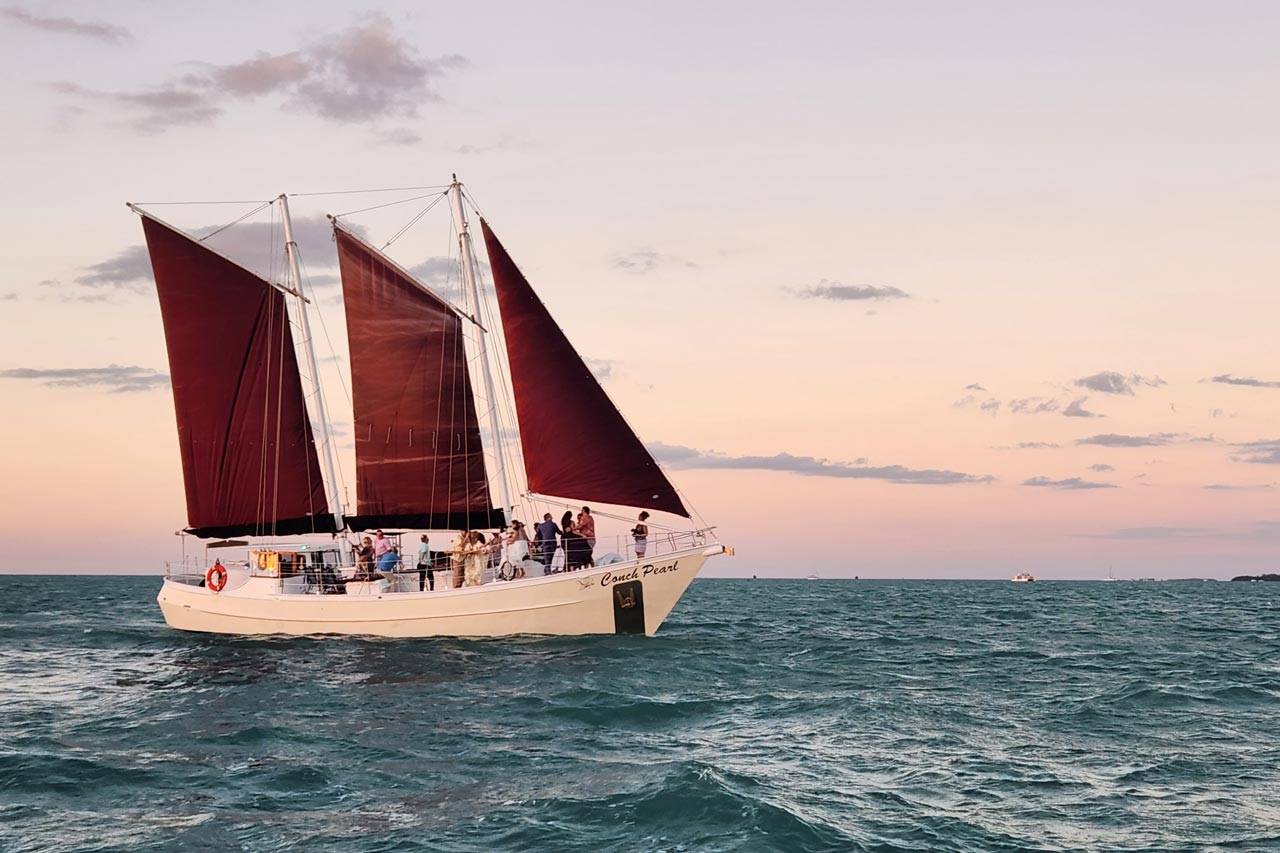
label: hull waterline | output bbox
[158,545,720,638]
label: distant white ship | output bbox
[805,573,820,581]
[1012,572,1036,583]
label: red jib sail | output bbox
[334,226,501,531]
[141,214,333,538]
[480,220,688,517]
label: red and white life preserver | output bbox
[205,563,228,592]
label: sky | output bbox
[1,1,1278,578]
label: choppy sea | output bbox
[2,577,1279,852]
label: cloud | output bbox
[378,127,422,146]
[455,134,533,155]
[1062,396,1103,418]
[1074,371,1165,396]
[1008,397,1060,415]
[791,280,909,301]
[1,6,130,43]
[408,257,458,285]
[613,248,698,274]
[51,14,466,132]
[649,442,993,485]
[1075,432,1215,448]
[75,245,153,291]
[77,212,348,298]
[1203,483,1274,491]
[1,292,17,301]
[1207,374,1280,389]
[964,383,986,392]
[1083,526,1209,539]
[1089,463,1115,472]
[1082,522,1280,541]
[980,399,1000,416]
[1022,475,1116,490]
[996,441,1061,450]
[0,364,169,393]
[583,357,615,382]
[1232,439,1280,465]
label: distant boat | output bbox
[1104,565,1119,582]
[805,573,820,581]
[1012,572,1035,583]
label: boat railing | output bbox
[164,527,717,592]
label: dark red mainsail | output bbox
[141,214,333,538]
[335,225,502,531]
[480,220,688,517]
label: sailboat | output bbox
[137,178,726,637]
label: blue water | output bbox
[2,578,1278,852]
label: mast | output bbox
[449,176,514,519]
[279,193,346,533]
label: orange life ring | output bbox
[205,563,228,592]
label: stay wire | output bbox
[381,192,449,250]
[332,192,447,218]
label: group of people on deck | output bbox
[349,507,652,591]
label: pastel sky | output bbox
[2,2,1278,578]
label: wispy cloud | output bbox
[1081,522,1280,541]
[1075,432,1215,448]
[75,245,153,292]
[51,13,467,132]
[1,292,18,301]
[1063,397,1103,418]
[78,213,346,299]
[996,441,1061,450]
[1207,374,1280,389]
[1074,371,1165,396]
[1232,439,1280,465]
[1089,463,1115,472]
[1,6,130,43]
[613,248,697,274]
[1203,483,1274,491]
[0,364,169,393]
[1082,526,1209,539]
[791,280,909,301]
[1008,397,1059,415]
[649,442,993,485]
[455,134,533,155]
[1022,475,1116,490]
[964,383,986,392]
[583,357,615,382]
[408,257,457,285]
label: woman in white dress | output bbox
[506,521,530,579]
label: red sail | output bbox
[480,220,688,517]
[141,214,333,538]
[335,226,501,531]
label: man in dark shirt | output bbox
[533,513,560,568]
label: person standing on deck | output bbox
[533,513,560,567]
[465,531,487,587]
[577,506,596,567]
[632,511,650,559]
[416,534,433,591]
[450,531,469,589]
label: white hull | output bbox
[158,545,720,637]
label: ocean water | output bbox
[1,577,1278,852]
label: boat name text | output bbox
[600,561,680,586]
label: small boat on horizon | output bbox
[1012,572,1036,583]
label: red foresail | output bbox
[335,226,501,531]
[141,214,333,538]
[480,220,688,517]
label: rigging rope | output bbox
[381,192,449,250]
[331,192,448,218]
